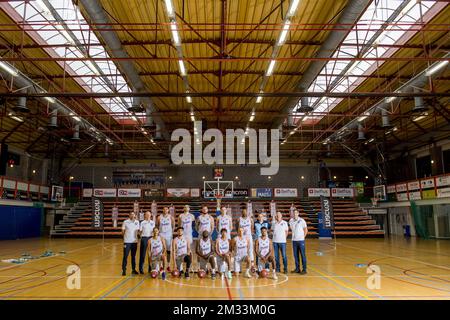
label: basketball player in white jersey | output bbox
[216,205,232,240]
[237,208,254,263]
[255,227,278,280]
[232,227,252,278]
[196,230,217,279]
[215,228,232,279]
[172,227,192,278]
[148,227,167,280]
[158,207,175,271]
[195,205,214,271]
[179,205,196,270]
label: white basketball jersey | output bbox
[199,238,212,256]
[180,214,193,237]
[218,238,230,254]
[239,217,252,238]
[235,237,248,257]
[258,237,270,256]
[176,237,188,256]
[198,215,212,233]
[150,236,163,256]
[218,215,231,234]
[160,215,172,234]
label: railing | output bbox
[0,176,50,202]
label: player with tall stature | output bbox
[158,207,175,271]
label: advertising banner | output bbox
[407,181,421,191]
[420,178,435,189]
[436,175,450,187]
[274,188,298,197]
[307,188,330,197]
[91,197,104,229]
[117,188,141,198]
[166,188,190,197]
[331,188,354,198]
[250,188,273,198]
[93,188,117,198]
[83,188,93,198]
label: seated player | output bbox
[215,228,232,279]
[172,227,192,279]
[148,227,167,280]
[232,227,252,278]
[255,227,278,280]
[196,230,217,280]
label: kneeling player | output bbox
[172,227,192,278]
[255,227,278,280]
[215,228,232,279]
[148,227,167,279]
[232,227,252,278]
[196,230,217,279]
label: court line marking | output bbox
[121,275,149,299]
[99,276,133,299]
[163,274,288,289]
[309,265,370,300]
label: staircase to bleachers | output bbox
[51,199,384,238]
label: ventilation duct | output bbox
[154,124,162,140]
[381,108,392,128]
[72,124,80,140]
[48,109,58,128]
[412,89,429,113]
[142,106,155,129]
[296,96,314,113]
[357,123,365,140]
[128,97,145,113]
[13,96,29,113]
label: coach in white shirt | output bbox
[138,211,155,274]
[289,210,308,274]
[121,212,140,276]
[272,212,289,274]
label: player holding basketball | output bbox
[232,227,252,278]
[158,207,175,271]
[195,205,214,270]
[172,227,192,278]
[216,205,232,240]
[196,230,217,279]
[148,227,167,280]
[255,227,278,280]
[237,208,255,264]
[215,228,232,279]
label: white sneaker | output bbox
[245,270,251,278]
[227,271,232,279]
[272,272,278,280]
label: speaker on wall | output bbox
[0,143,8,176]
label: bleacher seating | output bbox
[54,199,384,238]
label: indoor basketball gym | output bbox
[0,0,449,301]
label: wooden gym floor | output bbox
[0,236,449,300]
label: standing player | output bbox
[112,203,119,228]
[148,227,167,280]
[196,230,217,279]
[255,227,278,280]
[196,205,214,270]
[216,205,232,240]
[172,227,192,278]
[179,205,196,269]
[121,212,140,276]
[133,200,139,214]
[151,200,158,217]
[158,207,175,271]
[237,208,254,264]
[138,211,155,274]
[232,227,252,278]
[215,228,232,279]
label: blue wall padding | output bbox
[0,205,42,240]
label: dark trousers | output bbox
[293,240,307,272]
[139,237,150,272]
[122,243,137,272]
[273,242,287,272]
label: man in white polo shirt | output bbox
[289,210,308,274]
[121,212,140,276]
[272,212,289,274]
[139,211,156,274]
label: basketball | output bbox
[171,269,180,277]
[197,269,206,278]
[260,269,269,278]
[151,270,159,278]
